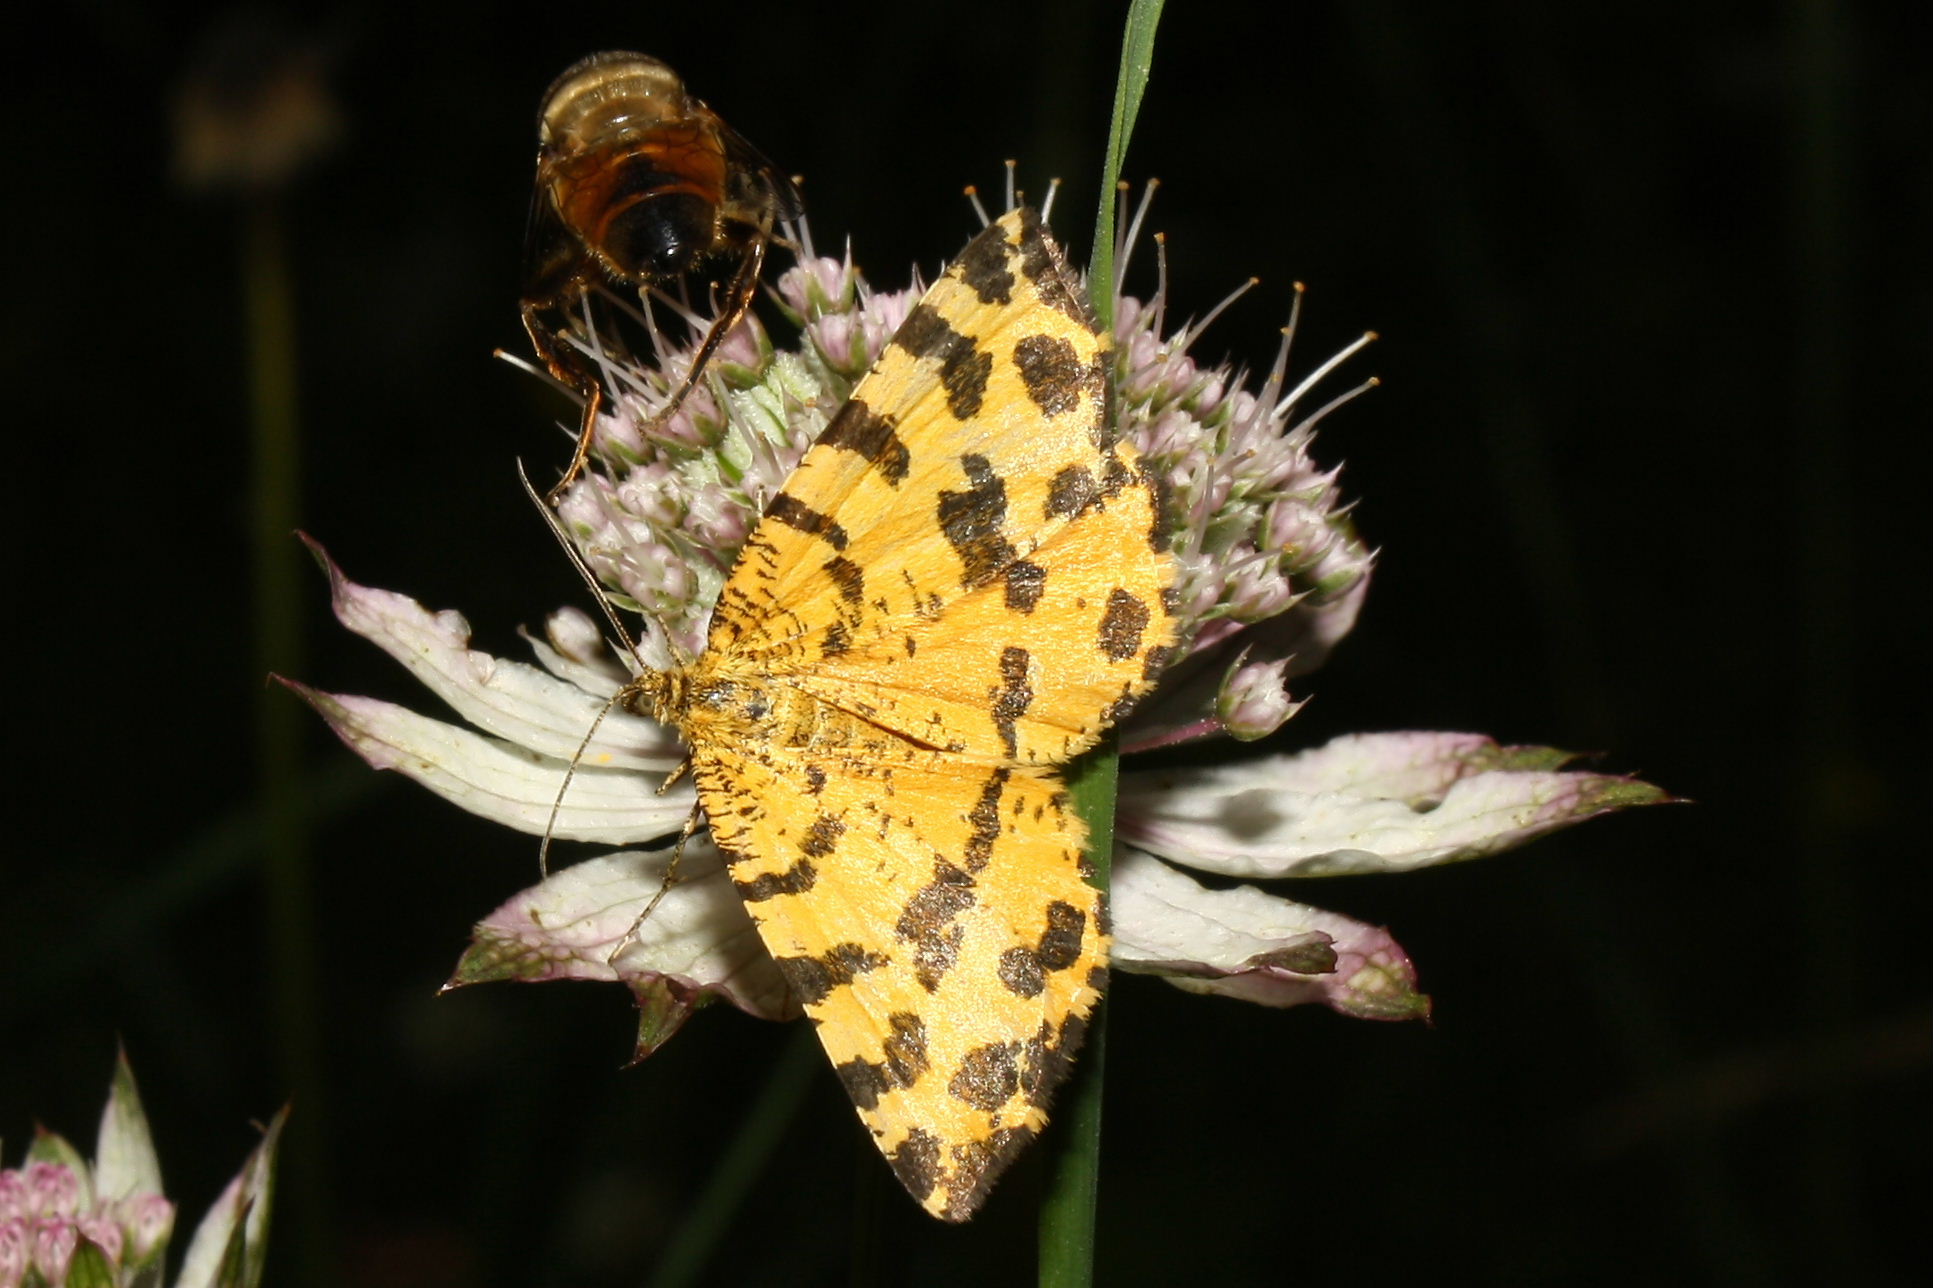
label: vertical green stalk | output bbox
[1086,0,1166,326]
[648,1028,822,1288]
[1785,0,1865,1277]
[245,194,329,1285]
[1035,752,1119,1288]
[1038,5,1164,1284]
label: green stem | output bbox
[1087,0,1166,327]
[1040,5,1164,1283]
[245,195,329,1285]
[648,1027,821,1288]
[1037,751,1119,1288]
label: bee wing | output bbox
[520,169,585,304]
[709,108,805,225]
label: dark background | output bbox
[7,1,1926,1284]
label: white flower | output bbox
[287,208,1663,1050]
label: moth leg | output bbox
[608,798,704,966]
[656,755,693,795]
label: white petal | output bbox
[1120,731,1666,877]
[173,1107,286,1288]
[309,538,679,771]
[91,1052,164,1202]
[521,606,635,696]
[452,838,791,1022]
[287,682,693,844]
[1111,850,1427,1019]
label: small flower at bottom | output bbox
[1,1053,283,1288]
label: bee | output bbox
[522,51,801,501]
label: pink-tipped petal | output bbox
[449,840,792,1025]
[1121,731,1669,878]
[283,682,693,845]
[303,536,680,771]
[1112,849,1429,1020]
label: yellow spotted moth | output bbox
[618,207,1177,1220]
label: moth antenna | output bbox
[537,690,624,877]
[516,460,647,665]
[516,460,660,878]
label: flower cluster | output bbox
[289,204,1664,1055]
[1,1055,280,1288]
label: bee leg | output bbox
[524,299,606,505]
[636,234,769,438]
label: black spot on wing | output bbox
[989,650,1033,762]
[822,555,865,604]
[1004,560,1045,612]
[766,493,848,550]
[1012,212,1095,327]
[819,398,910,484]
[997,943,1044,997]
[963,770,1008,872]
[1135,461,1175,552]
[889,1128,943,1207]
[834,1011,930,1111]
[938,455,1015,589]
[1023,1009,1091,1111]
[949,1041,1021,1112]
[1097,589,1151,662]
[733,857,816,902]
[837,1058,892,1111]
[997,901,1088,998]
[800,813,845,857]
[774,942,889,1006]
[955,220,1019,305]
[940,1125,1039,1222]
[1044,464,1097,520]
[1012,334,1089,416]
[1036,901,1086,971]
[896,303,991,420]
[883,1010,930,1084]
[896,861,976,992]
